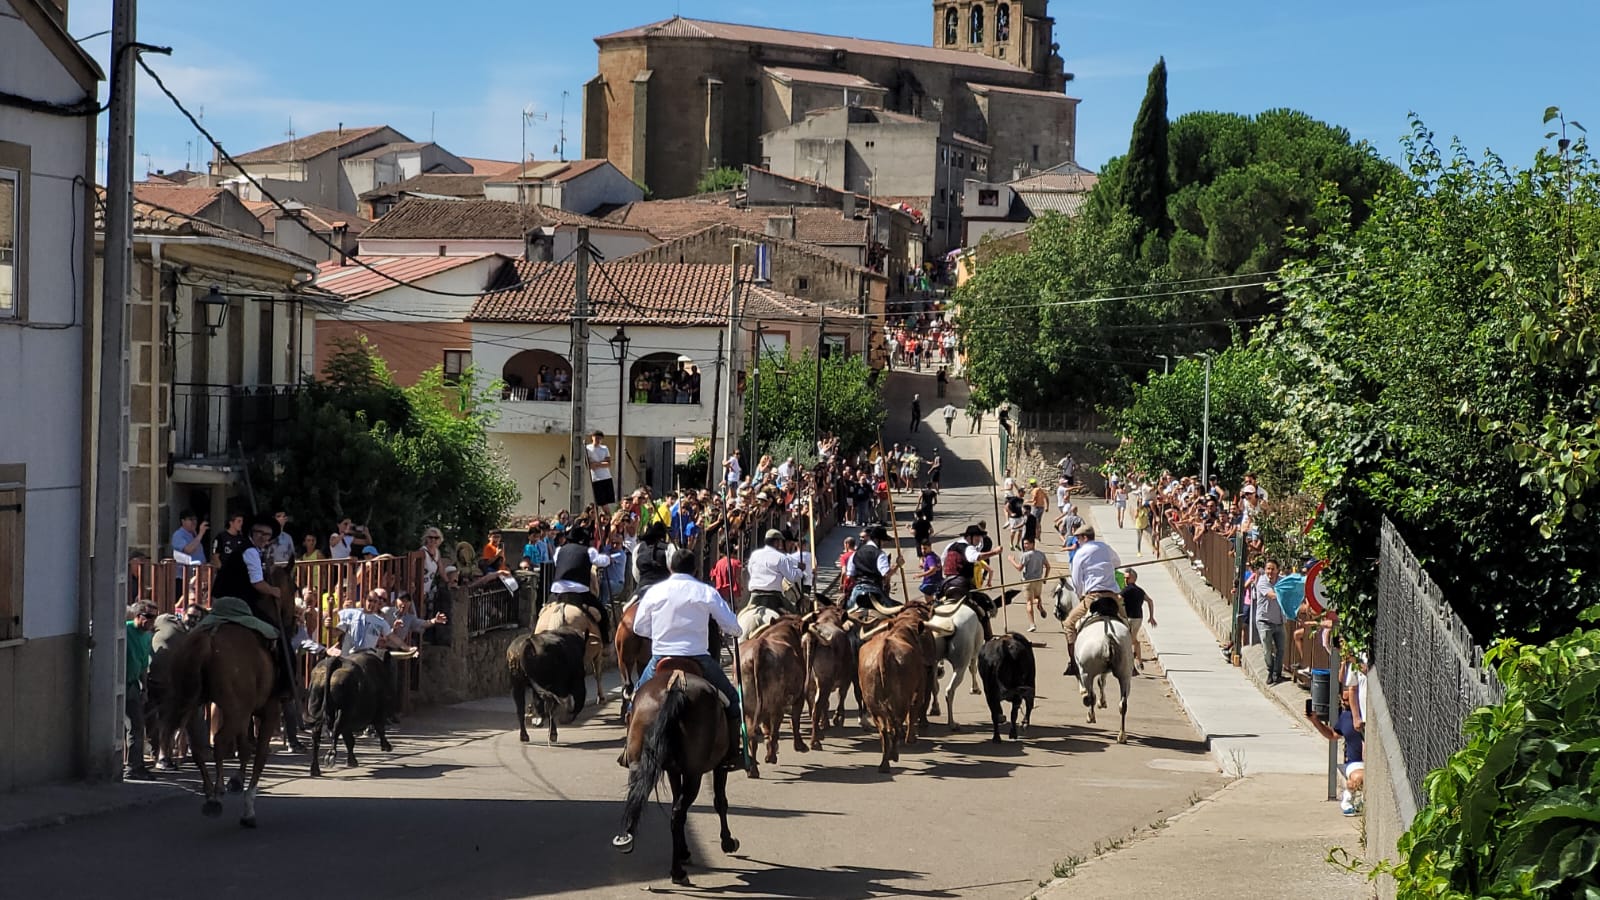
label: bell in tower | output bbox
[930,1,1057,77]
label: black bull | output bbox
[307,652,393,777]
[978,631,1036,742]
[508,628,590,744]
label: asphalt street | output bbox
[0,371,1225,898]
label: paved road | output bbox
[0,371,1224,898]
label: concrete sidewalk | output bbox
[1035,773,1368,899]
[0,779,188,837]
[1082,500,1328,776]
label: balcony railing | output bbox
[173,382,303,460]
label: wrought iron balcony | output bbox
[172,382,303,460]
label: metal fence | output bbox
[1374,517,1506,811]
[172,382,302,459]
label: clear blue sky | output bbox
[67,0,1595,180]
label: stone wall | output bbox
[1005,425,1116,497]
[1362,672,1410,900]
[414,580,535,706]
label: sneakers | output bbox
[1026,625,1037,633]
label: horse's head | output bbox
[269,565,300,631]
[1052,577,1076,622]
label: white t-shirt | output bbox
[330,533,353,560]
[1056,485,1070,509]
[724,455,742,484]
[586,443,612,482]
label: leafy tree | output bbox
[744,349,884,460]
[1118,57,1171,242]
[1269,119,1600,645]
[1106,345,1277,485]
[696,166,746,194]
[253,338,519,549]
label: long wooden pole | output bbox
[877,432,913,602]
[806,488,818,611]
[988,437,1009,632]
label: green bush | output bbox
[1380,607,1600,897]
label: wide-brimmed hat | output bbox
[764,528,785,543]
[1073,524,1096,538]
[963,524,986,538]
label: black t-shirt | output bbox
[214,531,247,570]
[918,488,938,516]
[1121,584,1148,619]
[1005,496,1024,517]
[912,517,933,544]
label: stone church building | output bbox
[584,1,1079,200]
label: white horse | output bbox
[737,603,783,639]
[1073,613,1134,743]
[1051,577,1078,631]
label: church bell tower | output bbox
[931,0,1062,83]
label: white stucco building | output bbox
[0,0,102,791]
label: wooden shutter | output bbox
[0,486,20,640]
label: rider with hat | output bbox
[1062,524,1127,677]
[746,528,803,614]
[633,551,746,771]
[846,525,901,612]
[941,524,1001,600]
[549,526,615,641]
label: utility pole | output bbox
[569,226,590,515]
[721,244,744,489]
[1200,353,1212,488]
[89,0,138,781]
[812,314,826,454]
[749,323,764,464]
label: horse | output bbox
[613,659,741,886]
[800,603,854,749]
[735,602,783,638]
[925,590,1016,730]
[1073,613,1134,743]
[1051,577,1078,630]
[535,596,606,708]
[857,603,931,773]
[737,615,809,777]
[158,566,299,828]
[615,600,651,723]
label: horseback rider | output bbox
[630,521,674,602]
[633,551,746,771]
[746,528,802,614]
[845,525,901,614]
[940,523,1003,639]
[549,526,615,642]
[211,518,298,700]
[1062,524,1128,677]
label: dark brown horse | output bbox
[613,658,740,886]
[159,566,298,827]
[615,601,651,723]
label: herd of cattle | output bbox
[504,580,1130,776]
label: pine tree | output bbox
[1118,57,1171,241]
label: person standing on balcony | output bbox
[170,510,207,565]
[329,518,354,561]
[586,430,616,515]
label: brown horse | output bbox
[535,598,606,707]
[615,601,651,723]
[737,614,809,777]
[159,566,298,827]
[800,604,855,750]
[613,659,740,886]
[857,602,932,774]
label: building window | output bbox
[0,169,18,318]
[0,477,20,641]
[978,189,1000,207]
[864,140,875,148]
[970,157,978,171]
[757,331,790,358]
[938,188,946,204]
[956,152,965,168]
[934,218,946,232]
[944,6,958,45]
[996,3,1011,41]
[970,5,984,44]
[443,349,470,385]
[1032,144,1040,163]
[978,157,989,173]
[940,145,949,164]
[795,276,809,293]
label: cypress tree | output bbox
[1118,57,1171,240]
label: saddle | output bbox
[654,658,731,709]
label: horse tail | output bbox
[621,679,687,832]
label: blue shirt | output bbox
[1274,573,1307,619]
[171,527,205,564]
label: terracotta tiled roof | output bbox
[362,198,641,241]
[358,173,490,201]
[616,221,883,280]
[94,187,315,270]
[248,199,372,234]
[597,16,1030,76]
[485,159,610,184]
[460,157,519,175]
[763,67,885,90]
[233,126,392,164]
[313,254,497,300]
[604,200,868,245]
[1010,166,1099,192]
[469,261,837,326]
[132,183,226,217]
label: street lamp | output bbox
[607,325,630,496]
[197,285,229,335]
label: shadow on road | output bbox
[713,858,960,899]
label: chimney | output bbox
[331,223,349,266]
[841,192,857,219]
[765,215,796,241]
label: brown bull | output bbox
[800,604,854,750]
[858,603,932,774]
[736,614,809,777]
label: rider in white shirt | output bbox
[1062,525,1127,676]
[633,552,745,770]
[746,529,802,612]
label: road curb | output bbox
[0,781,189,838]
